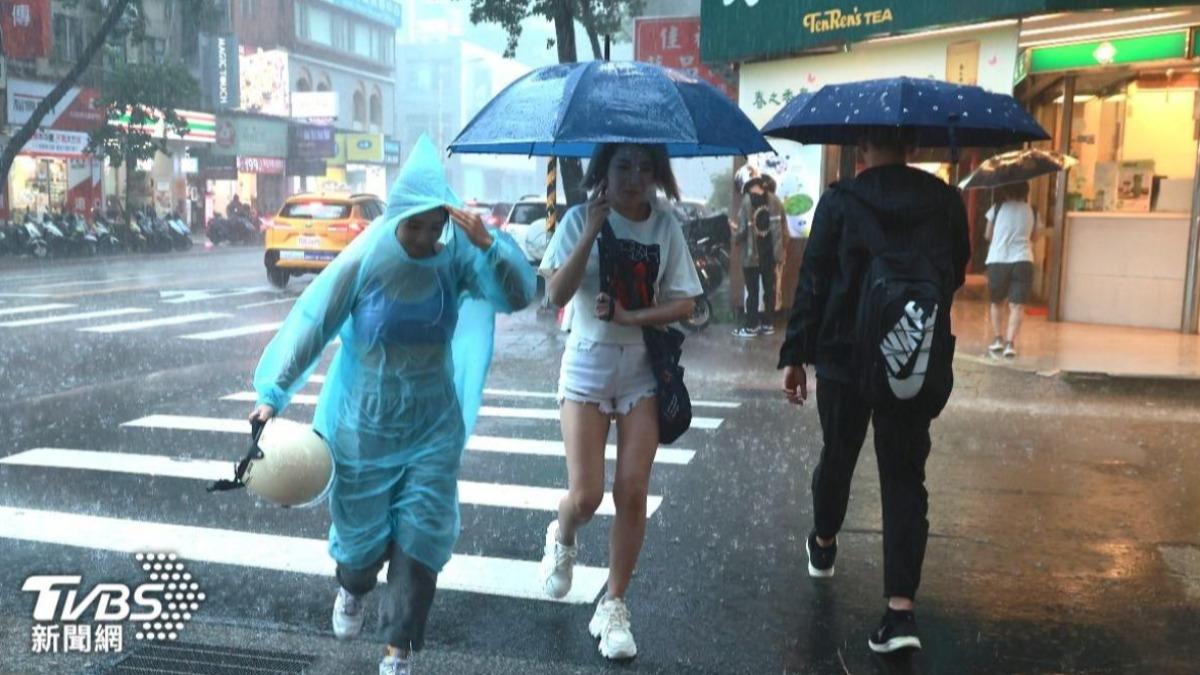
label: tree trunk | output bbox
[552,0,588,207]
[0,0,133,208]
[578,1,603,60]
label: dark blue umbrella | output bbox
[761,77,1049,149]
[449,60,772,158]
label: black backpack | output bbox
[846,194,956,417]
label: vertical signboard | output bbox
[203,33,241,111]
[1,0,52,59]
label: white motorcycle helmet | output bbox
[237,418,333,508]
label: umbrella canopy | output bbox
[449,60,772,158]
[959,149,1078,190]
[761,77,1049,148]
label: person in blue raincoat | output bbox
[247,135,536,675]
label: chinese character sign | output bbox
[634,16,736,100]
[1,0,51,59]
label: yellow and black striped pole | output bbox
[545,157,558,234]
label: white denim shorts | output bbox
[557,335,658,416]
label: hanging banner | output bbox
[7,79,104,131]
[2,0,52,59]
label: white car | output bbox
[503,197,565,264]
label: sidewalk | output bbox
[953,276,1200,380]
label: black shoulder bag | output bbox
[597,219,692,444]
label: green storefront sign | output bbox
[1028,31,1188,72]
[701,0,1200,63]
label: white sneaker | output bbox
[539,520,577,599]
[332,587,365,640]
[1003,341,1017,358]
[589,596,637,659]
[988,337,1004,353]
[379,654,411,675]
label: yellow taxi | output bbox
[264,193,385,288]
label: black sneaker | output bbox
[868,609,922,653]
[805,531,836,578]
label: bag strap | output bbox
[206,418,266,493]
[596,218,619,321]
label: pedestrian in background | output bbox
[984,181,1036,358]
[248,136,536,675]
[732,175,782,337]
[538,142,702,661]
[779,128,970,654]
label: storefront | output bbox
[287,123,335,195]
[1016,27,1200,331]
[4,79,105,218]
[100,109,216,224]
[209,113,289,217]
[700,0,1200,333]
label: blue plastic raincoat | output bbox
[253,135,536,572]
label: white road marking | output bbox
[79,312,230,333]
[0,307,150,328]
[0,303,75,317]
[0,448,658,516]
[179,322,283,341]
[0,506,607,604]
[215,393,725,429]
[119,416,698,465]
[237,297,297,309]
[160,288,274,304]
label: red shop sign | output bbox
[237,156,285,174]
[633,16,737,100]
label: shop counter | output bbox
[1062,211,1192,330]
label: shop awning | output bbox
[700,0,1200,63]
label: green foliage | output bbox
[463,0,643,58]
[87,62,201,169]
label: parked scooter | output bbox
[163,212,193,251]
[91,212,123,254]
[34,214,71,258]
[680,213,732,332]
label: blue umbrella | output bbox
[761,77,1049,149]
[449,60,772,158]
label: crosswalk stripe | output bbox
[119,416,696,465]
[160,288,273,304]
[217,393,723,429]
[0,292,56,298]
[179,322,284,341]
[0,506,607,604]
[303,378,739,411]
[467,435,695,465]
[28,273,176,291]
[237,297,297,309]
[78,312,231,334]
[482,388,742,409]
[0,307,150,328]
[0,449,659,517]
[0,303,75,317]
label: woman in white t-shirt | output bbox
[984,181,1037,358]
[537,143,703,660]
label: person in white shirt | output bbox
[984,181,1036,358]
[537,143,703,661]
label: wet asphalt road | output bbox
[0,246,1198,675]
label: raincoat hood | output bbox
[386,134,462,221]
[839,164,958,229]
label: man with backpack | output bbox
[778,128,970,653]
